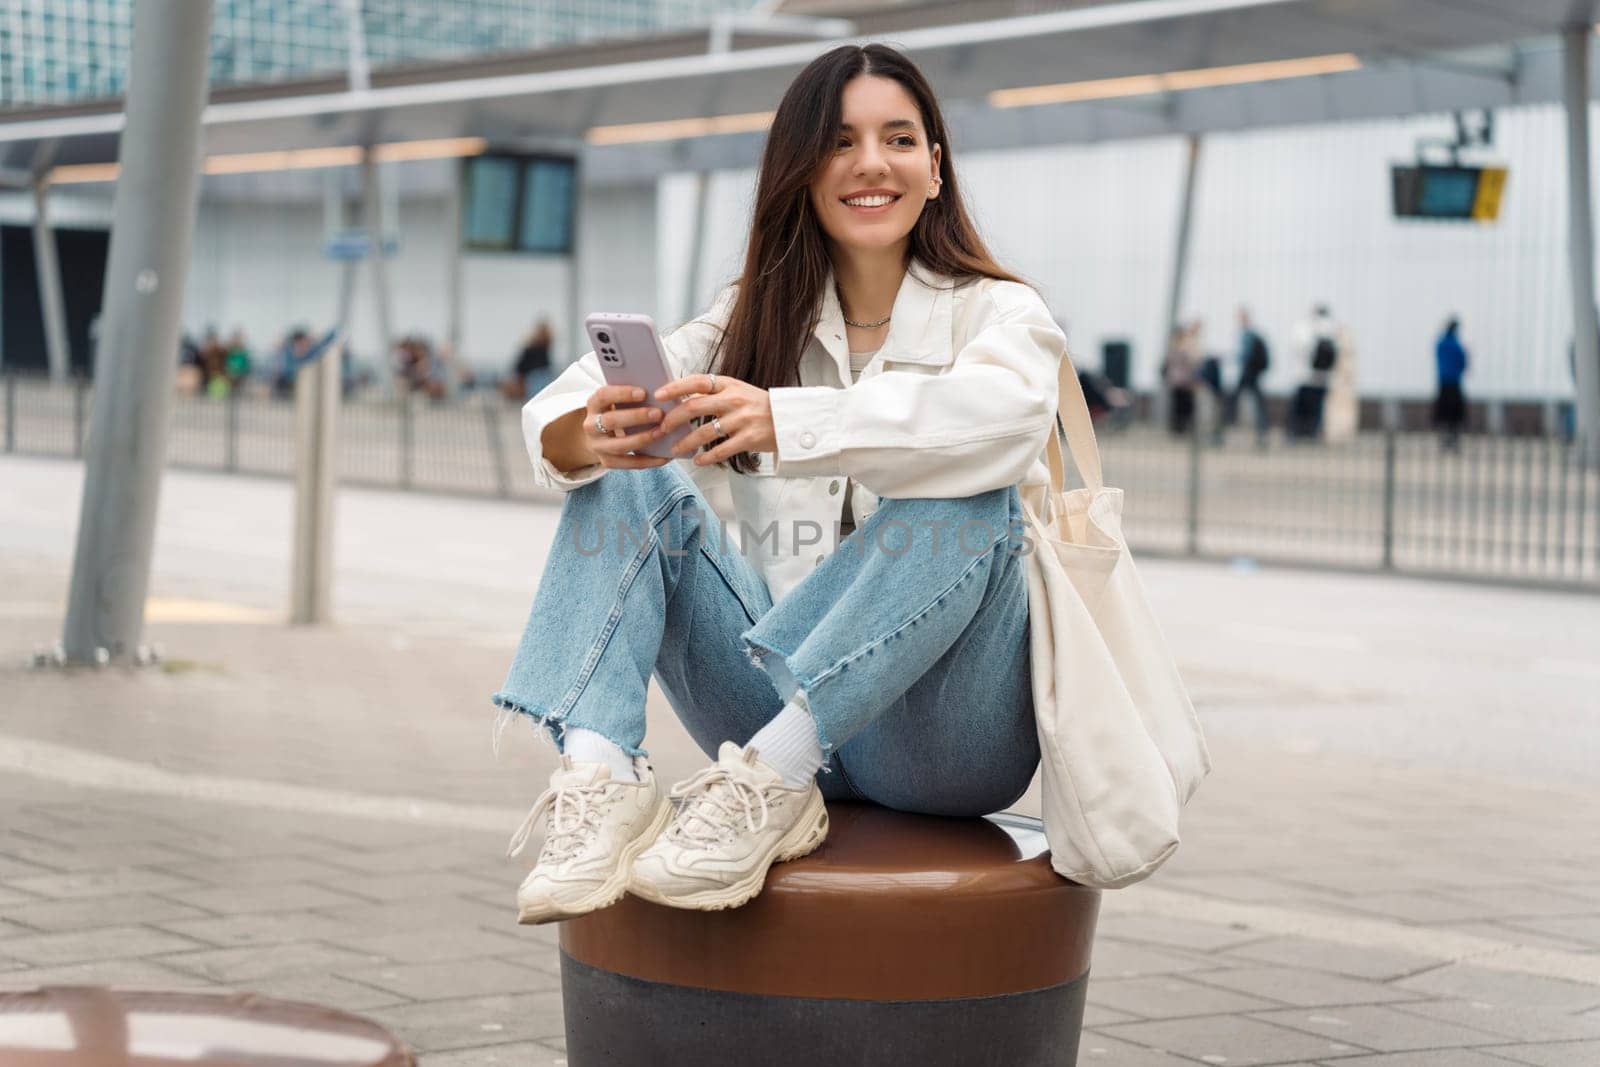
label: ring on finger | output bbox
[593,413,606,436]
[711,416,726,439]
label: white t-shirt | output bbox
[838,348,879,534]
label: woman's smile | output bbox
[841,188,903,214]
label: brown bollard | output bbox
[560,803,1100,1066]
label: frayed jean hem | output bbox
[489,692,650,761]
[737,635,836,774]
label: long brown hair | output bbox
[712,43,1022,473]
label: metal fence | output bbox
[4,373,1596,590]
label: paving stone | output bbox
[1,925,208,966]
[0,886,40,908]
[1482,1040,1600,1066]
[1311,1054,1537,1067]
[1082,1003,1144,1027]
[1189,966,1426,1008]
[1504,916,1600,950]
[318,842,505,876]
[1074,1031,1193,1065]
[314,870,502,904]
[1330,891,1511,925]
[1390,999,1600,1042]
[0,958,221,990]
[1099,913,1269,953]
[1393,964,1600,1013]
[155,911,359,948]
[313,894,511,933]
[365,992,566,1054]
[238,972,415,1013]
[419,1041,567,1066]
[1089,939,1220,979]
[160,881,368,915]
[158,855,359,887]
[0,854,54,880]
[1435,885,1598,920]
[1425,922,1599,954]
[1252,1004,1504,1052]
[3,866,198,901]
[157,941,389,983]
[1,893,213,934]
[1099,1015,1370,1065]
[326,926,528,964]
[1089,975,1285,1019]
[336,958,563,1001]
[1219,937,1441,982]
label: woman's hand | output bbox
[653,373,776,466]
[583,384,671,469]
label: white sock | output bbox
[563,727,637,782]
[748,694,824,788]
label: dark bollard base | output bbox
[561,951,1088,1067]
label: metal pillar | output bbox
[61,1,212,664]
[1165,135,1202,345]
[290,349,341,624]
[31,177,71,382]
[683,171,712,323]
[1564,26,1600,463]
[566,169,587,367]
[1159,134,1201,423]
[446,162,464,361]
[362,146,395,367]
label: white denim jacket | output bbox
[521,260,1067,601]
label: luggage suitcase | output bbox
[1288,384,1326,439]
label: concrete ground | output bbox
[2,452,1598,1066]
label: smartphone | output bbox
[585,312,694,460]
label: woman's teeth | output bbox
[844,194,898,207]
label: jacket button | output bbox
[815,554,825,566]
[828,480,840,495]
[799,431,817,449]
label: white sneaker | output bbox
[506,754,671,925]
[628,741,829,911]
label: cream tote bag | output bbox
[1018,354,1212,889]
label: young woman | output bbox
[495,43,1065,923]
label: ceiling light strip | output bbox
[989,52,1362,109]
[46,136,489,185]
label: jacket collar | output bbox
[812,259,956,383]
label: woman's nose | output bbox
[852,145,889,177]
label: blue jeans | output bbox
[493,464,1038,816]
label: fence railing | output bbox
[4,373,1596,589]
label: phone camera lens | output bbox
[596,330,611,345]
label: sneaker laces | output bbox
[667,765,771,847]
[505,782,611,864]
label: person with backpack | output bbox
[1289,304,1341,441]
[1434,317,1469,451]
[1226,307,1271,446]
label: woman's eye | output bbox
[836,138,851,149]
[891,136,916,147]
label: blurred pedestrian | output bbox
[506,319,554,401]
[1226,307,1270,446]
[1319,307,1359,444]
[1287,304,1344,442]
[223,328,252,388]
[1162,321,1199,436]
[1434,316,1469,451]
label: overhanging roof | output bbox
[1,0,1596,183]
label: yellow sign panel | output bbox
[1473,167,1508,221]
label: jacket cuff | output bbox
[769,385,844,477]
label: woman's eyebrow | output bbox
[838,118,920,133]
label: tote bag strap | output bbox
[1047,348,1105,494]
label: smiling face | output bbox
[808,74,942,256]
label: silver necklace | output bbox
[843,311,891,329]
[838,286,890,329]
